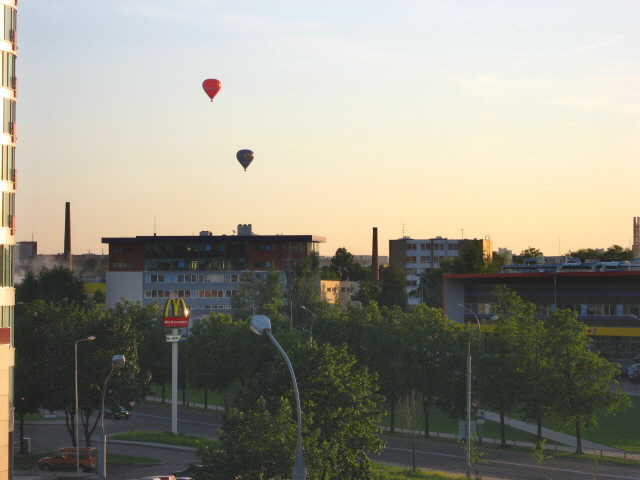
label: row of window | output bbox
[1,5,16,45]
[145,259,249,271]
[464,303,640,318]
[148,273,260,283]
[406,243,459,251]
[146,242,249,255]
[192,304,232,310]
[145,289,238,298]
[1,51,15,91]
[2,97,15,136]
[1,145,14,183]
[0,245,11,287]
[0,304,11,328]
[113,262,133,268]
[405,266,441,275]
[255,244,277,251]
[406,256,447,263]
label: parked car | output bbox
[173,465,203,477]
[38,447,97,472]
[617,365,629,380]
[627,363,640,383]
[104,405,130,419]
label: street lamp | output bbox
[250,315,306,480]
[300,305,317,345]
[458,304,481,479]
[74,335,95,478]
[99,354,126,480]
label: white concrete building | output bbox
[389,236,493,307]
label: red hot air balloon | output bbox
[202,79,221,101]
[236,150,254,171]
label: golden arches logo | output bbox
[163,298,189,327]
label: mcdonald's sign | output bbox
[163,298,189,328]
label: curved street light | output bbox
[300,305,317,345]
[74,335,95,478]
[99,354,126,480]
[458,304,480,479]
[250,315,306,480]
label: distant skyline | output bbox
[16,1,640,258]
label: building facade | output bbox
[0,2,16,478]
[443,269,640,362]
[389,236,493,307]
[102,227,326,322]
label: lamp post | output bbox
[458,304,480,479]
[74,336,95,478]
[300,305,317,345]
[99,354,126,480]
[250,315,306,480]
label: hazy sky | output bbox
[16,1,640,258]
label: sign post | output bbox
[163,298,189,434]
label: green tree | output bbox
[568,245,633,262]
[566,248,603,262]
[353,279,380,306]
[198,397,297,480]
[400,305,459,437]
[223,334,385,480]
[416,269,443,308]
[602,245,633,260]
[543,309,631,454]
[14,302,50,451]
[397,388,422,470]
[285,256,322,331]
[92,289,106,305]
[476,286,542,445]
[378,266,407,309]
[188,313,263,407]
[231,267,286,323]
[516,247,544,263]
[16,266,88,306]
[14,300,146,447]
[330,247,356,280]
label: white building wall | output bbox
[106,271,143,308]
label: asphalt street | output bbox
[14,402,640,480]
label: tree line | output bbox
[13,265,631,479]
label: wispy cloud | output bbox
[576,34,635,53]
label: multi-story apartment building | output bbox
[0,2,16,478]
[389,236,493,306]
[102,225,325,322]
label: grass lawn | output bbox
[114,430,219,449]
[373,463,466,480]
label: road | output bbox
[16,403,640,480]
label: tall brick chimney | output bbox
[64,202,72,270]
[372,227,379,281]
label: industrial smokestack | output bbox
[372,227,379,281]
[64,202,72,270]
[634,217,640,258]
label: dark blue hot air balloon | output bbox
[236,149,254,171]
